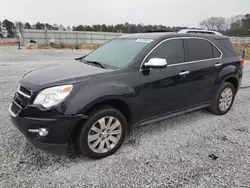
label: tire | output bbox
[208,82,236,115]
[77,106,127,159]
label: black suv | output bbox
[9,30,243,159]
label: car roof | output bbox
[118,32,228,41]
[118,32,175,39]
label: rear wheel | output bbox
[208,82,235,115]
[77,107,127,159]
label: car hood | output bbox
[20,60,113,92]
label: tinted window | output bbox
[186,39,213,61]
[215,39,238,57]
[146,39,184,65]
[212,45,221,58]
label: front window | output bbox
[84,38,151,69]
[145,39,185,65]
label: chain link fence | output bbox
[21,29,124,45]
[230,37,250,44]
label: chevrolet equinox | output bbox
[9,30,243,159]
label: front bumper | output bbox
[9,104,86,154]
[26,137,68,154]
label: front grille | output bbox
[10,85,33,116]
[13,92,31,107]
[11,101,22,115]
[19,85,32,97]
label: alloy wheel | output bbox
[87,116,122,153]
[219,87,233,111]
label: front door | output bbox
[137,38,192,120]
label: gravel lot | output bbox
[1,47,250,188]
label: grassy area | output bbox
[38,44,101,50]
[235,44,250,60]
[38,44,80,50]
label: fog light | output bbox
[39,128,49,137]
[28,128,49,137]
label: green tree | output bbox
[53,24,59,30]
[59,25,66,31]
[136,24,144,33]
[241,14,250,36]
[75,25,84,31]
[3,19,16,38]
[92,24,102,31]
[66,26,71,31]
[124,22,130,33]
[84,25,93,31]
[114,24,124,33]
[130,24,137,33]
[24,22,32,29]
[35,22,45,30]
[45,23,54,30]
[101,24,107,32]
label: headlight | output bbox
[33,85,73,108]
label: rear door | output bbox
[184,38,223,105]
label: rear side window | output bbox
[215,39,238,57]
[145,39,185,65]
[186,39,213,61]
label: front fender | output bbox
[60,82,137,115]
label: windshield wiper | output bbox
[84,60,106,69]
[76,56,107,69]
[75,55,87,61]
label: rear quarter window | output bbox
[215,39,238,57]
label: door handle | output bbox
[215,63,222,67]
[179,71,190,76]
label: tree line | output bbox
[200,14,250,36]
[0,20,189,38]
[0,14,249,38]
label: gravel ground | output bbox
[0,47,250,188]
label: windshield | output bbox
[84,38,151,68]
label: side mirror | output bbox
[144,58,167,69]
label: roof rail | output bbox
[143,30,174,33]
[178,29,223,36]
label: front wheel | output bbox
[77,107,127,159]
[208,82,236,115]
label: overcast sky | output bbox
[1,0,250,27]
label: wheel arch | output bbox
[84,99,133,125]
[224,77,239,91]
[71,98,133,143]
[216,64,240,91]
